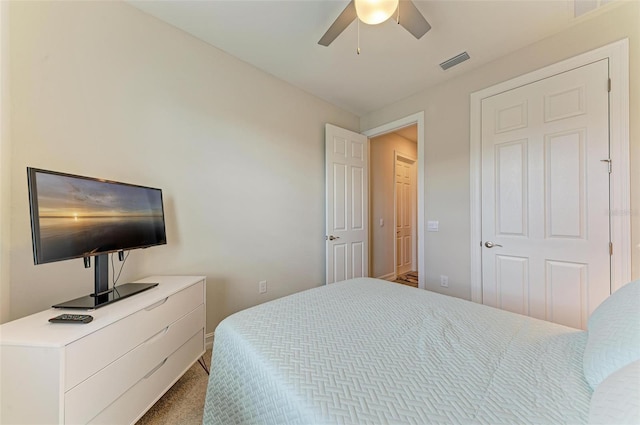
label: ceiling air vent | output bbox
[440,52,470,71]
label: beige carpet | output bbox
[136,349,211,425]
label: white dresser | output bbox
[0,275,206,424]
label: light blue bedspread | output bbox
[203,278,591,424]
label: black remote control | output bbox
[49,314,93,324]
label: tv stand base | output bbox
[53,282,159,310]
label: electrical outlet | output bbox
[440,275,449,288]
[259,280,267,294]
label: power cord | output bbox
[110,251,130,288]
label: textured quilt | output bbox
[203,278,591,424]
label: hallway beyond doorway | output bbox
[394,271,418,288]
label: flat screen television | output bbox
[27,167,167,309]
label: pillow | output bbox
[583,280,640,390]
[589,360,640,424]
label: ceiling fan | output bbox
[318,0,432,47]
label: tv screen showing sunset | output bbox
[30,170,166,264]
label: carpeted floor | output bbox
[136,349,211,425]
[394,271,419,287]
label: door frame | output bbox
[363,112,425,289]
[394,151,417,278]
[469,38,630,303]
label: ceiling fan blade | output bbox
[318,1,357,46]
[398,0,431,39]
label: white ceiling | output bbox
[128,0,598,116]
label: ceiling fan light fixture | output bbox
[354,0,399,25]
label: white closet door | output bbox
[481,59,610,329]
[395,158,414,276]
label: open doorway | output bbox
[363,112,425,289]
[324,113,424,287]
[369,125,418,287]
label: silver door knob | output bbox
[327,235,340,241]
[484,241,503,248]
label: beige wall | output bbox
[369,132,417,279]
[4,1,637,330]
[4,1,359,330]
[361,1,640,300]
[0,1,10,324]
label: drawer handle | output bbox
[144,326,169,345]
[144,358,168,379]
[145,297,168,311]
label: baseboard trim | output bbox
[376,272,396,281]
[205,332,214,350]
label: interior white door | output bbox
[395,157,415,276]
[481,59,610,330]
[325,124,368,284]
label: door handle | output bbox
[326,235,340,241]
[484,241,503,248]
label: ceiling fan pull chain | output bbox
[397,1,400,24]
[357,18,361,55]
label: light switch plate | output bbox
[427,220,439,232]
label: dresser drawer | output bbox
[64,304,204,424]
[65,280,204,390]
[90,329,204,425]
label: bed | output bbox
[203,277,640,424]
